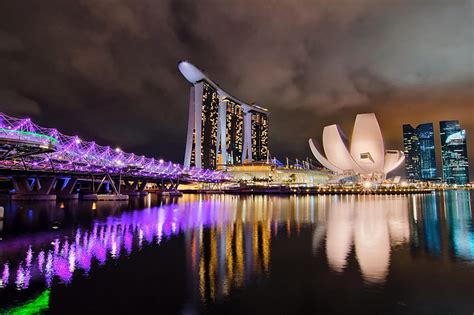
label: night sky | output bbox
[0,0,472,177]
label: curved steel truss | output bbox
[0,112,228,182]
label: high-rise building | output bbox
[403,125,420,180]
[403,123,437,181]
[439,120,469,185]
[179,61,269,169]
[249,110,269,162]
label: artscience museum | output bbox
[309,113,404,183]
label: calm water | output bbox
[0,192,473,314]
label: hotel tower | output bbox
[178,61,269,170]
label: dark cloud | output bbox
[0,90,41,115]
[0,0,472,177]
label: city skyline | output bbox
[0,1,472,178]
[0,2,473,314]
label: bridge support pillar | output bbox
[121,180,148,196]
[82,194,129,201]
[11,176,57,201]
[155,178,182,197]
[56,177,79,199]
[82,174,129,201]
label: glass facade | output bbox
[440,121,469,185]
[418,124,437,180]
[250,111,269,161]
[403,123,437,181]
[225,99,244,164]
[403,125,420,180]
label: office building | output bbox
[440,120,469,185]
[403,123,437,181]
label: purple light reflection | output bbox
[0,199,227,290]
[1,264,9,288]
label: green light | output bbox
[0,128,57,144]
[3,289,50,315]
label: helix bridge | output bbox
[0,112,229,199]
[0,112,228,181]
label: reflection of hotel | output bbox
[179,61,269,169]
[185,219,271,302]
[3,193,473,304]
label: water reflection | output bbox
[445,190,474,259]
[185,200,272,303]
[421,195,442,255]
[322,196,410,283]
[0,192,472,311]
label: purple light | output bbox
[1,263,9,287]
[45,251,53,287]
[0,112,227,182]
[0,199,236,291]
[38,251,45,273]
[54,256,72,283]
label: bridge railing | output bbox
[0,127,57,148]
[0,112,230,182]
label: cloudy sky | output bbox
[0,0,473,177]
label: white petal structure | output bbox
[308,138,341,173]
[309,113,404,180]
[323,125,365,173]
[350,113,385,173]
[383,150,405,174]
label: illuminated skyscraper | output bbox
[248,110,269,162]
[439,121,469,185]
[224,99,244,164]
[403,123,437,181]
[179,61,269,169]
[403,125,420,180]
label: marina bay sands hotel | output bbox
[178,61,269,170]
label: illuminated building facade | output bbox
[179,61,269,169]
[199,82,219,169]
[249,110,269,161]
[439,120,469,185]
[403,123,437,181]
[403,125,420,180]
[309,113,405,183]
[225,99,244,164]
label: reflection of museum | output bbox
[0,192,472,298]
[183,191,474,300]
[324,197,410,283]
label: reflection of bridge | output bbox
[1,193,473,313]
[0,112,229,200]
